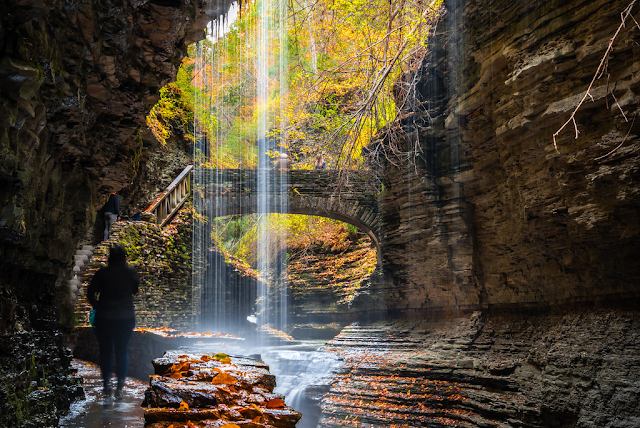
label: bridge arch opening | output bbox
[197,212,379,332]
[209,209,381,266]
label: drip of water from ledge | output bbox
[192,0,290,339]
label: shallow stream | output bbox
[60,340,342,427]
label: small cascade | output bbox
[258,342,344,428]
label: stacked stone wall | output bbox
[76,208,193,331]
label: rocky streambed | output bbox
[143,350,302,427]
[64,306,640,427]
[316,307,640,427]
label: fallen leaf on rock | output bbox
[170,362,190,373]
[211,372,238,384]
[214,353,231,363]
[266,398,286,409]
[220,424,241,428]
[179,400,189,411]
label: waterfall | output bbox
[192,0,290,336]
[258,342,344,428]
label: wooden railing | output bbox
[143,165,193,227]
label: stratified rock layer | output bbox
[143,351,302,428]
[372,0,640,313]
[0,0,231,423]
[320,308,640,427]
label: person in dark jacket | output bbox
[88,245,139,400]
[102,193,120,240]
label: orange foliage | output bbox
[265,398,286,409]
[211,372,238,384]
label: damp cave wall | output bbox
[0,0,232,425]
[372,0,640,315]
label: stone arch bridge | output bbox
[196,168,382,257]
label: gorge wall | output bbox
[1,0,640,424]
[0,0,231,424]
[372,0,640,315]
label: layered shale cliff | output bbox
[0,0,232,424]
[2,0,640,424]
[373,0,640,314]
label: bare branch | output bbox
[552,0,638,151]
[594,105,638,161]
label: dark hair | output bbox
[108,245,127,265]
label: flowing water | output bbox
[256,341,344,428]
[192,0,291,337]
[183,340,345,428]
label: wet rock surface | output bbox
[319,308,640,427]
[0,0,229,422]
[0,263,84,427]
[60,359,148,428]
[143,350,302,427]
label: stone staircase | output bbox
[71,167,194,328]
[69,244,94,325]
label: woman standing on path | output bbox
[88,245,139,401]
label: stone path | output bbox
[69,244,94,312]
[59,359,147,428]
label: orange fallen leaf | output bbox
[266,398,286,409]
[179,401,189,411]
[220,424,241,428]
[211,372,237,384]
[170,362,190,373]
